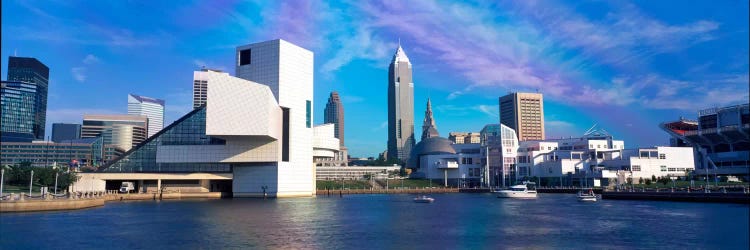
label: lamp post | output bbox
[54,168,59,195]
[29,170,34,195]
[0,166,6,198]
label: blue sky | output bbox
[2,0,748,157]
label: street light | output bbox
[29,170,34,195]
[54,166,59,195]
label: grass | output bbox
[1,184,46,194]
[317,180,372,190]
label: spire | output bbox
[392,40,410,64]
[421,98,439,140]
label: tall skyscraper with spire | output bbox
[421,98,439,140]
[387,42,415,162]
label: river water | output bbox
[1,193,748,249]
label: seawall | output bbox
[602,191,750,204]
[0,199,105,213]
[316,188,459,195]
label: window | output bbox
[282,107,290,162]
[239,49,251,65]
[660,166,667,172]
[659,154,665,159]
[632,165,641,171]
[306,100,311,128]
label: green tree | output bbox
[645,179,652,185]
[638,177,644,185]
[651,175,656,182]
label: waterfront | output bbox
[1,193,748,249]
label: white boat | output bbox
[496,184,538,199]
[413,195,435,203]
[577,189,597,202]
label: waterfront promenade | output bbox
[0,191,227,212]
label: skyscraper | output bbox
[499,92,545,141]
[52,123,81,142]
[324,91,345,147]
[1,56,49,141]
[127,93,165,138]
[387,44,415,162]
[324,91,347,165]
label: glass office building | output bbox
[52,123,82,142]
[1,81,37,142]
[4,56,49,140]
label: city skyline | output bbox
[1,1,748,157]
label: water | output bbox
[1,193,748,249]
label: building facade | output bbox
[661,104,749,179]
[1,138,122,167]
[82,114,148,151]
[5,57,49,141]
[448,132,481,144]
[313,124,342,167]
[128,94,165,138]
[387,44,415,162]
[234,39,314,197]
[52,123,81,142]
[1,81,37,142]
[192,68,225,109]
[324,91,347,164]
[499,92,545,141]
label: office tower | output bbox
[421,98,439,140]
[193,68,225,109]
[81,114,147,151]
[127,94,165,138]
[52,123,81,142]
[1,57,49,141]
[499,92,545,141]
[235,39,314,197]
[324,92,345,147]
[324,91,347,165]
[387,43,415,162]
[1,81,37,142]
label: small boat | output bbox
[577,189,597,202]
[496,184,538,199]
[413,195,435,203]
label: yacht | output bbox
[577,189,597,202]
[413,195,435,203]
[496,184,538,199]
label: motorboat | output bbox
[413,195,435,203]
[577,189,597,202]
[496,184,538,199]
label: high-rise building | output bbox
[324,91,347,165]
[81,114,147,151]
[387,44,415,162]
[52,123,81,142]
[499,92,545,141]
[193,68,225,109]
[235,39,314,197]
[127,94,165,138]
[1,57,49,141]
[324,91,345,147]
[1,81,37,142]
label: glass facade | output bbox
[0,137,121,167]
[52,123,82,142]
[101,107,231,173]
[5,57,49,140]
[1,81,36,141]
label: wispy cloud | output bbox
[83,54,100,64]
[71,67,87,82]
[435,104,498,118]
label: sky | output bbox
[1,0,748,157]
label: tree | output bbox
[651,175,657,182]
[638,177,644,185]
[645,179,652,185]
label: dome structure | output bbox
[407,137,456,169]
